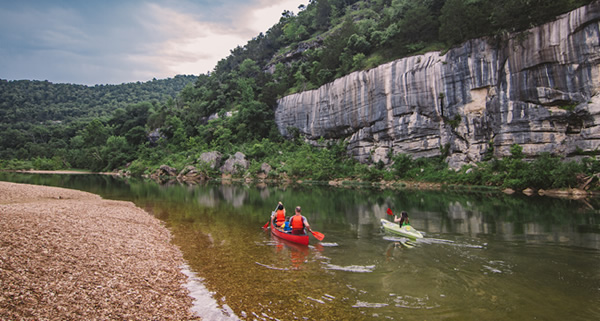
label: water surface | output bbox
[2,172,599,320]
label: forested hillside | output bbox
[0,75,196,163]
[1,0,597,191]
[177,0,594,148]
[0,75,197,124]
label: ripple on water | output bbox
[254,262,289,271]
[392,294,440,310]
[482,260,512,274]
[352,301,389,308]
[407,237,486,249]
[317,242,339,247]
[382,236,413,243]
[324,263,376,273]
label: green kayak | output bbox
[380,219,424,239]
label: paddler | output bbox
[271,201,287,227]
[394,211,410,227]
[288,206,311,235]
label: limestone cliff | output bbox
[275,2,600,168]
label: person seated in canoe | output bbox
[394,211,410,227]
[271,202,286,227]
[288,206,311,235]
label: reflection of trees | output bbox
[2,172,597,249]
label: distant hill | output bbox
[0,75,197,125]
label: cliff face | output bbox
[275,2,600,168]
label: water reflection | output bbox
[2,172,600,320]
[267,234,312,269]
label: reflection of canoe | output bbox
[380,219,423,239]
[271,220,309,245]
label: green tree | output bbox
[439,0,492,45]
[101,136,131,170]
[82,119,110,147]
[316,0,332,30]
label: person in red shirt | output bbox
[288,206,311,235]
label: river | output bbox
[1,172,599,320]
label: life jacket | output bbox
[399,217,409,227]
[290,215,304,230]
[276,209,286,226]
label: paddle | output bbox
[263,203,281,229]
[310,230,325,241]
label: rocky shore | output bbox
[0,181,200,320]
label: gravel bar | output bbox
[0,181,200,320]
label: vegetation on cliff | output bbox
[1,0,598,191]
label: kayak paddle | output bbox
[387,208,394,216]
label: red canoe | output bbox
[270,220,309,246]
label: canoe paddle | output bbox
[310,230,325,241]
[263,203,280,229]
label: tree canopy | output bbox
[0,0,594,174]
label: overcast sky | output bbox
[0,0,308,85]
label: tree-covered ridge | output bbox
[174,0,594,148]
[1,0,598,192]
[0,75,196,165]
[0,75,197,124]
[205,0,593,96]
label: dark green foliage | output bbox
[101,136,132,171]
[0,76,196,162]
[439,0,593,45]
[1,0,596,192]
[316,0,333,30]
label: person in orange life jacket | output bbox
[271,202,286,227]
[288,206,311,235]
[394,211,409,227]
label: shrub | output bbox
[128,159,149,176]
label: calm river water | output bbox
[2,172,600,320]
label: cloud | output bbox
[0,0,308,85]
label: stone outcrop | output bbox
[177,165,207,182]
[149,165,178,182]
[198,151,223,170]
[220,152,249,174]
[275,2,600,168]
[158,165,178,177]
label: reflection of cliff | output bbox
[219,185,248,208]
[276,3,600,169]
[194,185,249,208]
[196,189,219,208]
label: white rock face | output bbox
[275,2,600,168]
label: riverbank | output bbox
[0,181,200,320]
[10,169,116,175]
[6,168,597,199]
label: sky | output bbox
[0,0,308,85]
